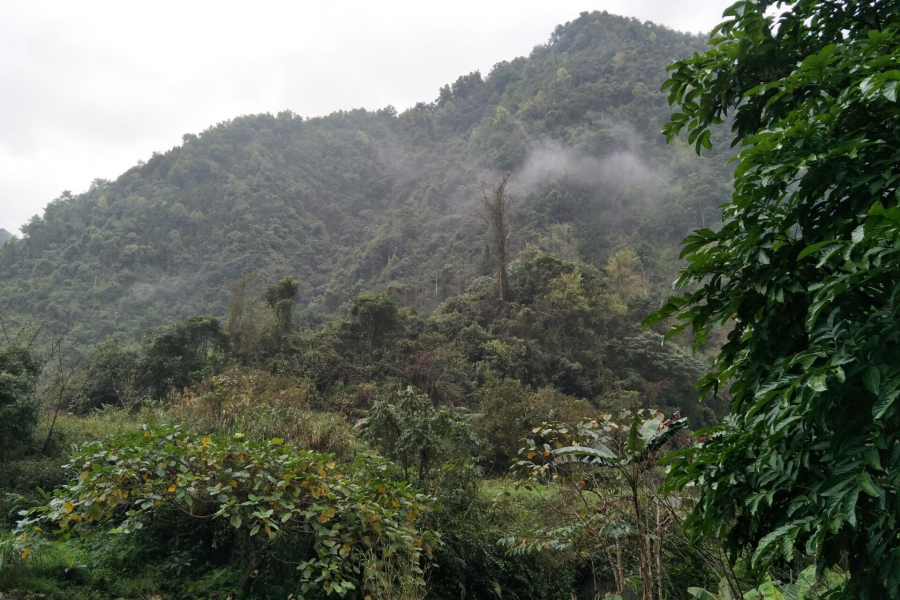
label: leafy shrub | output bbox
[428,475,577,600]
[77,338,142,412]
[653,0,900,595]
[512,411,688,599]
[0,344,41,454]
[475,377,596,472]
[18,425,438,598]
[360,386,478,485]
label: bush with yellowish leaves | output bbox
[16,424,438,598]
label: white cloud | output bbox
[0,0,732,233]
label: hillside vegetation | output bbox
[0,12,738,600]
[0,11,729,345]
[10,1,892,597]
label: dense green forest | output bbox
[0,11,730,345]
[4,1,900,599]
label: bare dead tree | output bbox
[475,171,515,302]
[40,315,84,453]
[0,309,87,453]
[0,303,47,349]
[26,320,47,351]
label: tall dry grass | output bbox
[159,368,365,456]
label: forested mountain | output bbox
[5,2,899,598]
[0,11,730,345]
[0,229,11,245]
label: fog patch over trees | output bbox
[517,139,655,192]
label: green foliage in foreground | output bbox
[650,0,900,596]
[688,566,818,600]
[17,425,437,598]
[512,411,687,599]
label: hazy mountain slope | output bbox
[0,11,729,344]
[0,229,11,246]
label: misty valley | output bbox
[2,3,900,600]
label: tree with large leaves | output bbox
[512,411,687,600]
[647,0,900,596]
[17,425,438,598]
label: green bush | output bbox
[361,386,478,485]
[427,474,577,600]
[18,425,438,598]
[0,345,41,454]
[475,377,596,472]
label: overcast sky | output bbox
[0,0,732,234]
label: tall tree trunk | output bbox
[477,172,515,301]
[615,539,626,596]
[497,242,511,301]
[655,505,665,600]
[631,479,654,600]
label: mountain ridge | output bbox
[0,11,729,345]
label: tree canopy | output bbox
[649,0,900,596]
[0,344,41,454]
